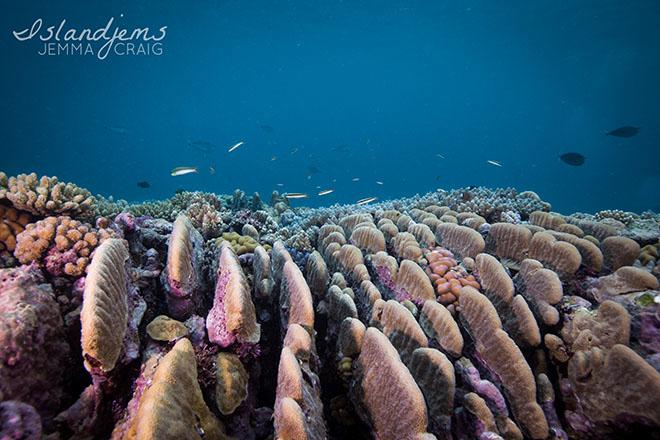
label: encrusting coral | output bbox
[0,173,659,439]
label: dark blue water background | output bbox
[2,1,659,213]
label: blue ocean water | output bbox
[2,1,659,213]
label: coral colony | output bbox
[1,170,660,440]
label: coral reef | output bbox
[0,175,659,439]
[14,216,115,277]
[0,172,95,217]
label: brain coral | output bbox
[14,216,114,277]
[0,172,95,216]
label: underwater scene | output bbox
[1,1,660,439]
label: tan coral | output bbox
[0,206,31,259]
[395,260,435,303]
[548,231,603,273]
[515,259,562,325]
[601,236,640,271]
[14,215,114,277]
[350,226,386,254]
[80,238,129,373]
[374,300,428,365]
[485,223,532,262]
[146,315,188,342]
[555,223,584,237]
[281,260,315,331]
[560,300,630,352]
[0,172,95,216]
[327,285,358,321]
[335,244,364,275]
[355,328,430,440]
[283,323,313,361]
[274,397,308,439]
[392,232,423,261]
[419,300,463,357]
[215,352,248,415]
[127,338,226,439]
[435,223,485,259]
[589,266,659,299]
[528,232,581,278]
[565,344,660,431]
[305,250,328,301]
[338,317,366,358]
[253,245,272,299]
[458,287,548,439]
[529,211,565,230]
[214,242,261,345]
[409,348,455,434]
[339,213,374,236]
[407,223,436,248]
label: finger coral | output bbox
[514,259,562,325]
[0,172,95,217]
[14,216,114,277]
[485,223,532,263]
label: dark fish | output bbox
[175,188,186,194]
[188,140,215,153]
[606,126,639,138]
[307,165,321,175]
[260,124,274,133]
[137,181,150,188]
[560,152,586,166]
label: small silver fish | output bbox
[209,166,216,175]
[228,141,244,152]
[318,189,334,196]
[171,166,198,176]
[276,183,284,187]
[376,181,384,185]
[486,160,502,167]
[436,154,445,159]
[352,177,360,182]
[271,155,278,161]
[285,192,309,199]
[356,196,377,205]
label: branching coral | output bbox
[0,172,95,217]
[0,205,31,266]
[14,216,114,277]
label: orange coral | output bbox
[0,205,31,264]
[424,247,480,306]
[14,215,114,277]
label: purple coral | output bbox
[0,401,42,440]
[206,269,236,347]
[0,265,69,424]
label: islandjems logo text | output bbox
[13,17,166,60]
